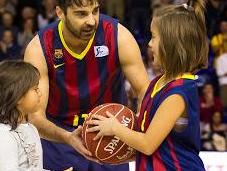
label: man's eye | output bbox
[93,8,99,14]
[75,12,86,16]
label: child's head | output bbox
[211,111,223,126]
[0,60,40,130]
[219,18,227,34]
[148,0,208,79]
[202,83,214,96]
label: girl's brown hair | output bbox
[0,60,40,130]
[153,0,208,79]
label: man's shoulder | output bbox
[95,14,119,40]
[99,14,119,24]
[38,20,60,35]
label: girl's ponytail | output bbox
[188,0,206,24]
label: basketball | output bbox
[82,103,136,164]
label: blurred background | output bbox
[0,0,226,161]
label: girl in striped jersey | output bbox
[87,0,208,170]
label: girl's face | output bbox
[148,20,161,67]
[17,84,42,116]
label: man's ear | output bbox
[56,6,65,20]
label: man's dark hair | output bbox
[56,0,98,13]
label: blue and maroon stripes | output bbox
[136,76,204,171]
[63,50,80,124]
[152,151,166,171]
[39,28,62,118]
[137,76,160,130]
[166,137,182,171]
[137,141,183,171]
[38,15,126,125]
[84,46,101,109]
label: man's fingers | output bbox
[91,114,106,120]
[84,155,103,164]
[73,126,82,135]
[86,119,100,125]
[80,146,92,156]
[87,126,100,132]
[93,132,102,141]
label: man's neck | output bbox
[62,27,89,54]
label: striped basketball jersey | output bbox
[38,14,127,126]
[136,74,205,171]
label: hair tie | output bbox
[182,3,194,11]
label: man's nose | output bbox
[86,14,95,26]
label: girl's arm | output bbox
[88,94,185,155]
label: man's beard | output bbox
[65,17,81,39]
[65,18,95,40]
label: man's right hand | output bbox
[67,126,91,156]
[67,126,102,164]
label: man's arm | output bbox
[24,35,91,157]
[118,24,150,111]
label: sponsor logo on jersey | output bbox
[94,46,109,57]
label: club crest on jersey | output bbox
[54,49,64,69]
[54,49,63,59]
[94,46,109,57]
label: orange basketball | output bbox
[82,103,136,164]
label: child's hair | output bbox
[0,60,40,130]
[153,0,208,79]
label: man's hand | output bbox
[67,126,101,163]
[68,126,91,156]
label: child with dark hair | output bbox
[87,0,209,170]
[201,111,227,151]
[0,60,43,170]
[199,83,223,123]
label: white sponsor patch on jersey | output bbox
[94,45,109,57]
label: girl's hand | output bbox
[86,111,120,140]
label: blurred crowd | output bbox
[0,0,227,151]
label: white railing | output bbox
[129,151,227,171]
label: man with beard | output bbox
[24,0,149,171]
